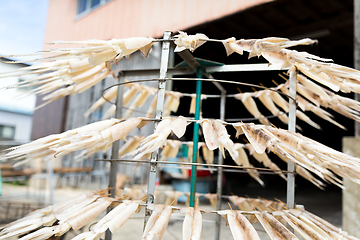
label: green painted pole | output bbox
[189,67,203,207]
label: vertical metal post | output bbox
[47,158,55,205]
[355,0,360,136]
[215,90,226,240]
[189,68,203,207]
[144,31,171,227]
[287,67,297,209]
[105,74,124,240]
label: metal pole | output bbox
[287,67,297,209]
[105,74,124,240]
[47,158,55,205]
[189,67,203,207]
[215,90,226,240]
[355,0,360,136]
[144,31,172,227]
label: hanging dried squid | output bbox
[1,118,145,166]
[173,31,209,52]
[142,204,174,240]
[180,207,203,240]
[130,116,188,160]
[222,36,360,95]
[233,122,360,188]
[0,37,155,109]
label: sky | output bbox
[0,0,49,56]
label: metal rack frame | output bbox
[104,31,297,240]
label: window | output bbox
[77,0,112,16]
[0,125,15,140]
[18,78,35,91]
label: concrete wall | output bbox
[342,137,360,237]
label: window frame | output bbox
[76,0,112,19]
[18,78,36,92]
[0,125,16,140]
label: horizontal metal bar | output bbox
[203,72,227,93]
[112,67,194,77]
[112,63,287,78]
[95,158,292,173]
[100,158,291,176]
[102,78,297,106]
[206,64,288,73]
[153,38,224,43]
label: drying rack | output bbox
[99,31,298,240]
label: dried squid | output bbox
[131,116,188,160]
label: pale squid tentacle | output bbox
[295,82,322,107]
[233,143,264,186]
[118,136,145,158]
[84,86,118,118]
[146,93,158,117]
[222,36,360,94]
[295,110,321,129]
[142,205,173,240]
[71,63,106,84]
[102,105,116,120]
[245,144,287,180]
[233,122,353,188]
[234,92,271,125]
[0,192,108,239]
[301,210,358,240]
[254,212,288,240]
[279,212,325,240]
[256,90,290,125]
[218,210,260,240]
[180,207,202,240]
[125,86,156,117]
[201,145,214,165]
[296,74,332,101]
[160,140,182,160]
[277,82,321,129]
[287,209,332,239]
[92,200,141,234]
[261,212,299,240]
[189,94,207,115]
[164,191,184,206]
[3,119,120,162]
[1,37,155,109]
[235,211,261,240]
[51,118,142,157]
[212,120,239,160]
[203,193,217,209]
[296,97,346,130]
[64,197,112,231]
[163,91,183,116]
[123,187,147,200]
[131,117,188,160]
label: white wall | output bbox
[0,111,32,142]
[0,61,36,113]
[0,60,36,142]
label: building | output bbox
[0,57,37,150]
